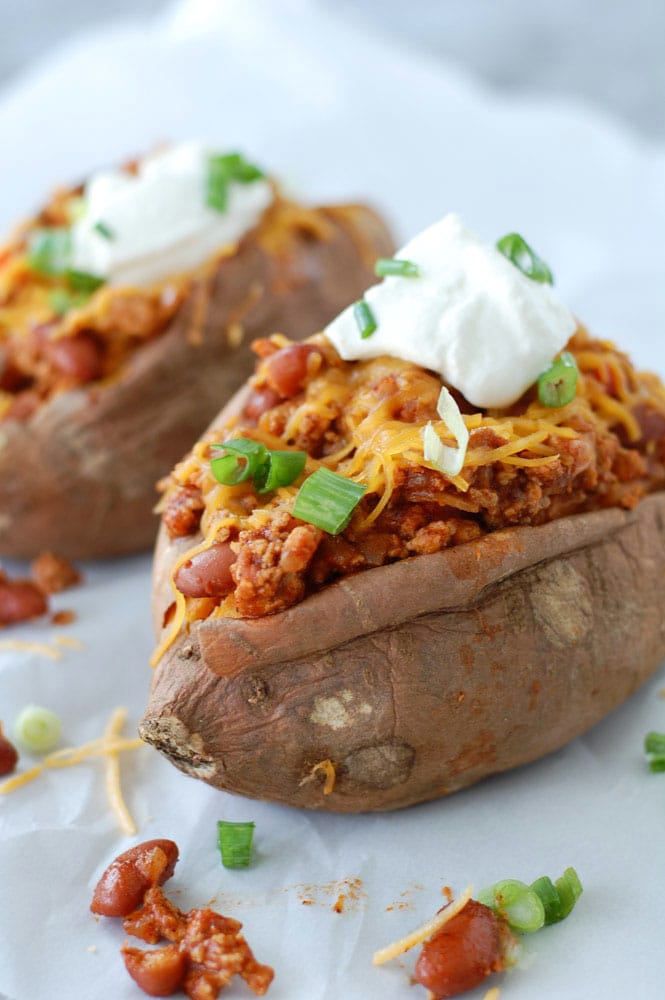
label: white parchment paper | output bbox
[1,2,664,998]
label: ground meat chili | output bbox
[160,328,665,622]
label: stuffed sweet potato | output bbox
[141,216,665,812]
[0,143,393,559]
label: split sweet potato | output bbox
[0,203,392,559]
[141,377,665,812]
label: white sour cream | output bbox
[324,213,576,409]
[70,141,274,287]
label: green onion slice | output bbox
[645,731,665,755]
[477,879,545,934]
[353,299,377,340]
[496,232,553,284]
[259,449,306,494]
[13,705,62,753]
[207,152,265,213]
[211,438,305,493]
[66,269,105,293]
[49,289,91,316]
[374,257,420,278]
[28,228,72,277]
[422,386,469,477]
[211,438,269,486]
[553,867,583,920]
[217,820,255,868]
[292,467,366,535]
[531,868,583,924]
[93,220,114,240]
[645,731,665,771]
[537,351,579,407]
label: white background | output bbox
[1,2,665,999]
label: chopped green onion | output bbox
[207,152,265,213]
[258,449,306,494]
[217,820,255,868]
[49,289,91,316]
[211,438,269,486]
[374,257,420,278]
[28,228,72,277]
[293,467,366,535]
[353,299,377,340]
[496,232,553,285]
[553,867,583,921]
[93,220,114,240]
[644,731,665,772]
[531,868,583,924]
[66,269,105,294]
[211,438,305,493]
[13,705,62,753]
[476,879,545,934]
[537,351,579,407]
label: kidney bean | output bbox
[122,943,186,997]
[45,332,104,383]
[174,542,236,598]
[263,343,322,398]
[91,839,179,917]
[414,900,503,999]
[243,386,282,422]
[0,579,48,624]
[0,724,18,776]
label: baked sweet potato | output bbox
[141,328,665,812]
[0,171,393,559]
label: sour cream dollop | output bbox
[70,142,274,287]
[324,213,577,409]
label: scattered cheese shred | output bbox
[0,706,143,835]
[103,707,138,835]
[299,759,336,795]
[52,635,84,650]
[373,885,474,966]
[0,639,62,660]
[484,989,501,1000]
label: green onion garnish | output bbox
[66,269,105,293]
[28,228,72,277]
[477,879,545,934]
[645,731,665,772]
[259,449,306,494]
[13,704,62,753]
[49,289,91,316]
[537,351,579,407]
[292,467,366,535]
[211,438,305,493]
[374,257,420,278]
[217,820,255,869]
[496,232,553,285]
[207,152,265,213]
[353,299,377,340]
[552,867,583,921]
[93,220,114,240]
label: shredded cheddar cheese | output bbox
[483,989,501,1000]
[373,885,474,965]
[0,639,62,660]
[299,759,336,795]
[103,706,139,835]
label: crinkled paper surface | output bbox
[1,2,664,998]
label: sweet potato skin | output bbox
[142,400,665,812]
[0,204,393,560]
